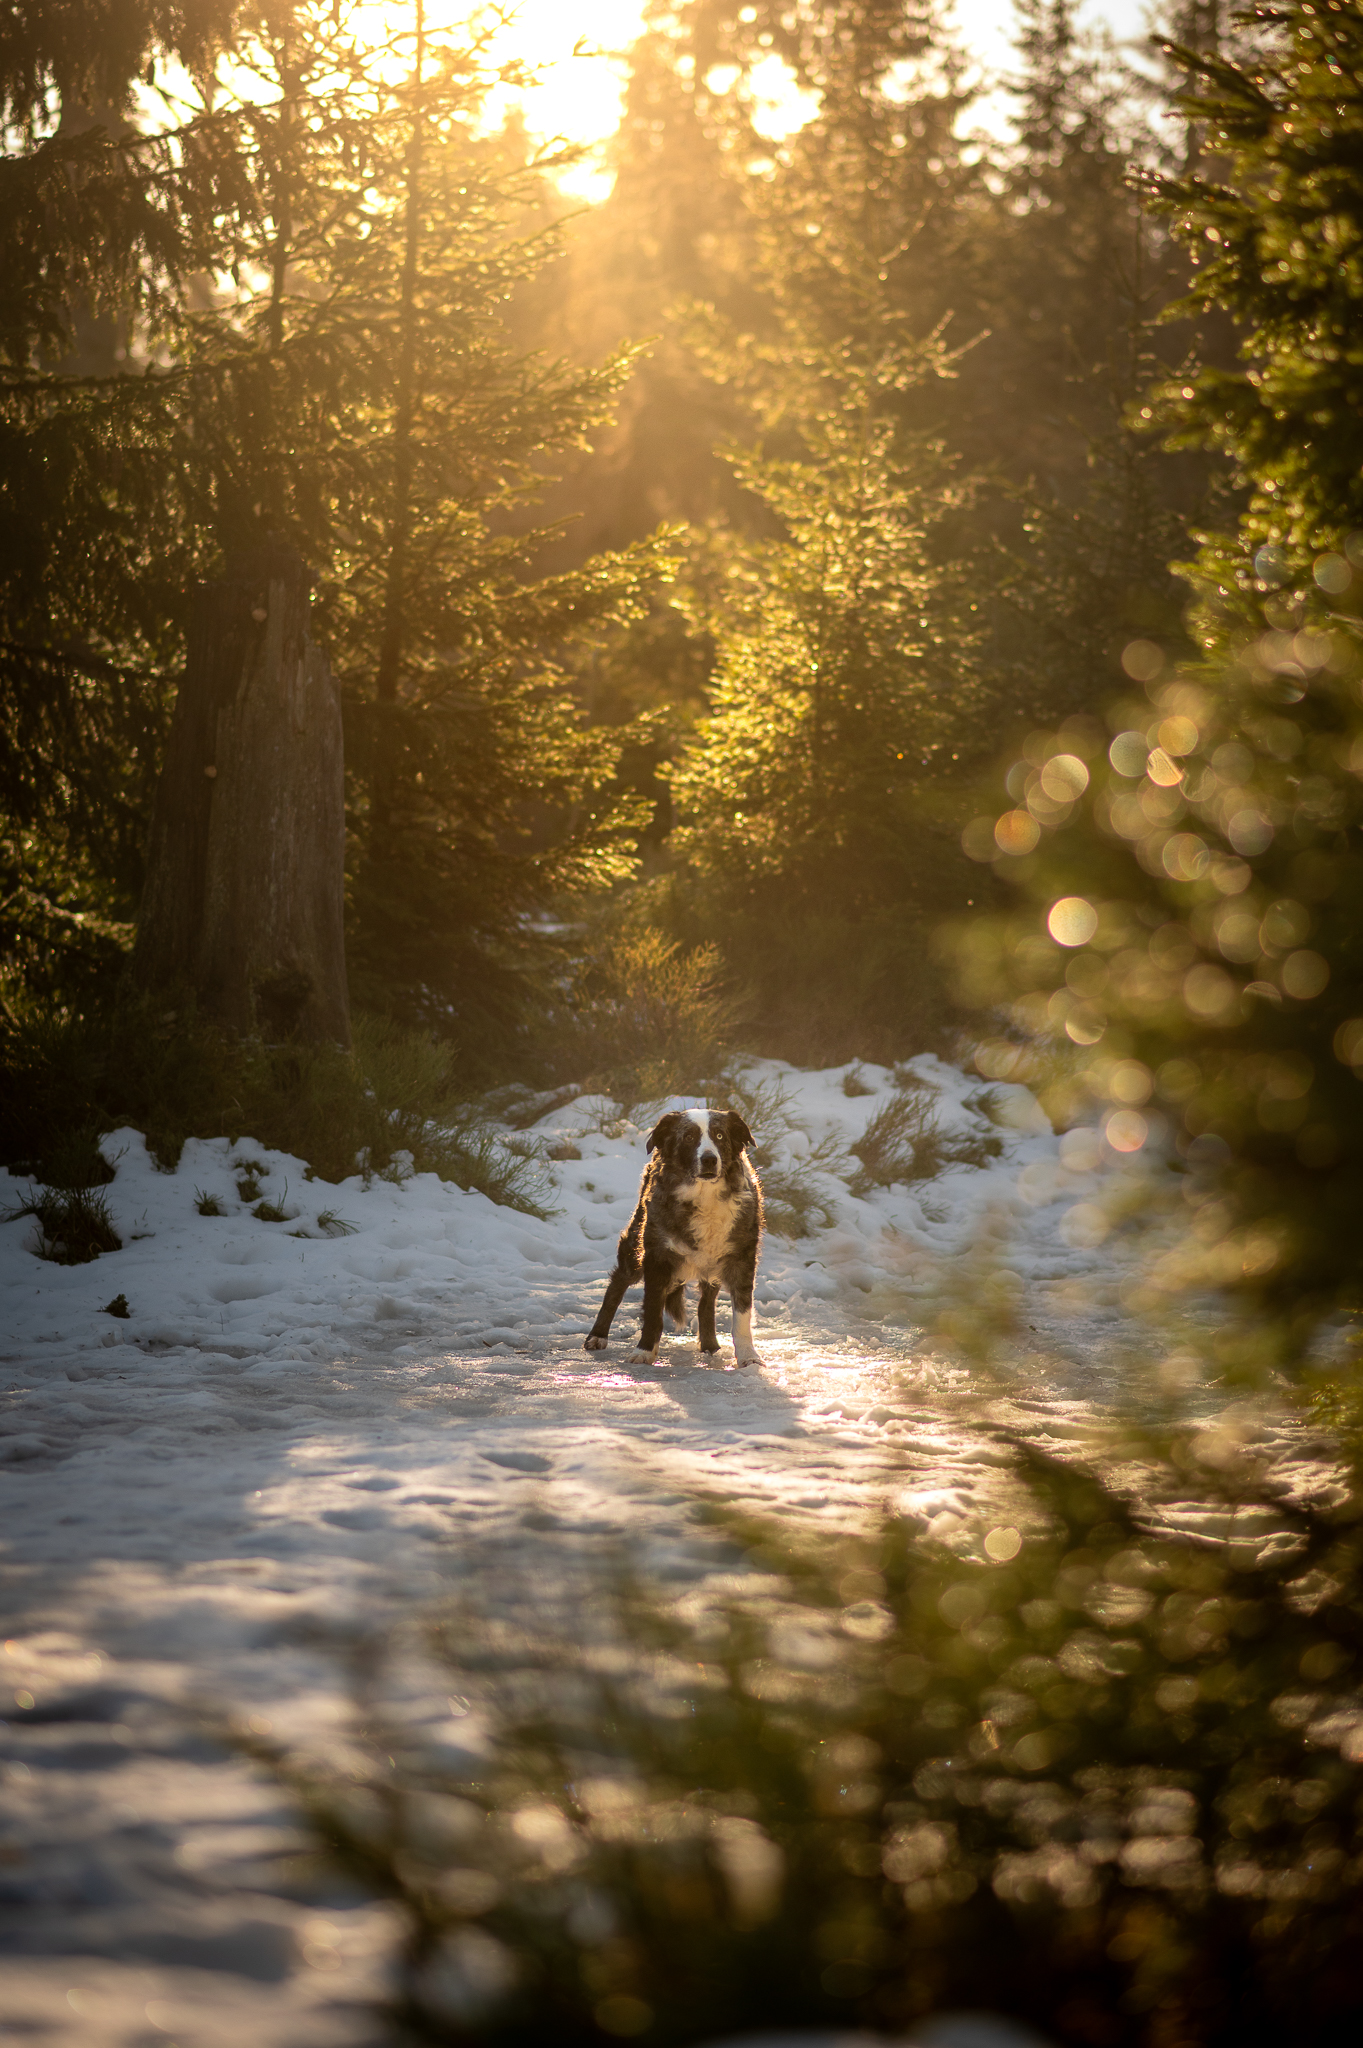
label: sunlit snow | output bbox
[0,1056,1330,2040]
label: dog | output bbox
[584,1107,764,1367]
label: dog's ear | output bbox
[724,1110,754,1154]
[646,1110,684,1155]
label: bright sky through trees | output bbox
[473,0,1151,197]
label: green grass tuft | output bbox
[315,1209,358,1238]
[6,1184,121,1263]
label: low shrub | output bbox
[0,994,549,1215]
[534,925,738,1113]
[848,1085,947,1191]
[6,1184,122,1263]
[759,1148,844,1237]
[849,1085,1003,1195]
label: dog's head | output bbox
[646,1108,754,1183]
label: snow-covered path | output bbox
[0,1320,1041,2047]
[0,1058,1299,2044]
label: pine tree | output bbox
[202,3,660,1046]
[2,2,664,1062]
[954,0,1211,739]
[980,0,1146,483]
[667,317,982,898]
[0,0,254,997]
[663,12,993,1060]
[959,0,1363,1354]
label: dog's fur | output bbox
[584,1108,764,1367]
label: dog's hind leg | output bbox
[585,1265,632,1352]
[696,1281,721,1360]
[663,1282,688,1334]
[630,1255,670,1364]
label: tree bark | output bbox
[133,541,350,1047]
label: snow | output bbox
[0,1056,1336,2041]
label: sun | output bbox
[474,0,647,199]
[376,1,1152,205]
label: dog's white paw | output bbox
[629,1348,658,1365]
[733,1350,762,1369]
[584,1334,608,1352]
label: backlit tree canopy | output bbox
[953,0,1363,1354]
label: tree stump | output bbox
[133,541,350,1046]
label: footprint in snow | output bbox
[322,1505,392,1530]
[481,1450,553,1474]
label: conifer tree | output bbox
[0,0,254,995]
[960,0,1363,1354]
[668,313,981,898]
[664,13,992,1058]
[955,0,1208,738]
[203,3,659,1043]
[2,2,662,1060]
[982,0,1143,481]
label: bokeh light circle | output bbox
[1106,1110,1149,1153]
[1047,897,1098,947]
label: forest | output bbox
[2,0,1360,1321]
[5,0,1363,1345]
[4,5,1363,2041]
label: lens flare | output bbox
[1105,1110,1148,1152]
[1047,897,1098,947]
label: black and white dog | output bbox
[585,1107,763,1367]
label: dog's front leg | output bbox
[630,1256,670,1364]
[730,1300,762,1367]
[696,1281,721,1360]
[728,1260,762,1368]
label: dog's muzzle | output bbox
[698,1156,719,1179]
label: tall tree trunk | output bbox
[133,541,350,1046]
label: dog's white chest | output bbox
[669,1181,739,1280]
